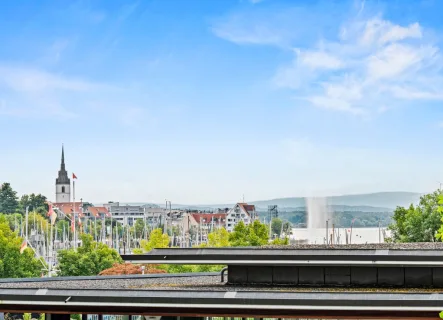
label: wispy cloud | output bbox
[213,3,443,115]
[0,65,113,119]
[0,65,102,93]
[211,6,326,48]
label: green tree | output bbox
[1,213,23,233]
[434,194,443,241]
[271,218,283,238]
[140,228,170,252]
[134,219,145,239]
[282,221,292,235]
[57,233,122,276]
[0,216,44,278]
[389,190,442,242]
[18,194,48,215]
[228,221,249,246]
[271,237,290,245]
[229,220,269,247]
[201,227,230,247]
[0,183,19,214]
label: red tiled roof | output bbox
[87,206,110,218]
[190,213,227,224]
[53,202,85,218]
[238,203,255,215]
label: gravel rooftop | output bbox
[258,243,443,250]
[0,274,442,293]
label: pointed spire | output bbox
[56,144,70,185]
[61,144,65,170]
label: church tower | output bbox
[55,145,71,203]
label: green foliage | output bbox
[0,216,45,278]
[0,183,19,214]
[57,233,122,276]
[0,213,23,233]
[271,237,290,245]
[132,248,143,254]
[18,194,48,215]
[141,228,170,252]
[229,220,269,247]
[435,194,443,241]
[389,190,442,242]
[134,219,145,238]
[282,221,292,235]
[163,264,224,273]
[271,218,283,237]
[206,227,230,247]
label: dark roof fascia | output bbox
[0,288,441,317]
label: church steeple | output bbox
[56,145,70,185]
[61,144,65,171]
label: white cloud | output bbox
[358,18,422,46]
[0,65,102,93]
[212,21,284,46]
[274,16,443,114]
[297,50,344,70]
[0,65,117,119]
[366,43,436,80]
[214,4,443,115]
[211,6,320,47]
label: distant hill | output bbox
[277,205,394,213]
[250,192,422,210]
[101,192,422,212]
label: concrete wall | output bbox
[227,265,443,287]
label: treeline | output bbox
[258,210,393,228]
[388,190,443,243]
[0,182,48,215]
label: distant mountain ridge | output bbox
[249,192,422,210]
[109,191,423,212]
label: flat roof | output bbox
[1,274,443,318]
[0,274,442,318]
[121,246,443,266]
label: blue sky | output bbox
[1,0,443,204]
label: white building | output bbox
[226,203,256,232]
[104,202,145,226]
[104,202,171,227]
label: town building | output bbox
[103,202,145,226]
[144,207,167,227]
[84,206,110,219]
[52,202,84,218]
[182,212,226,235]
[226,203,256,232]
